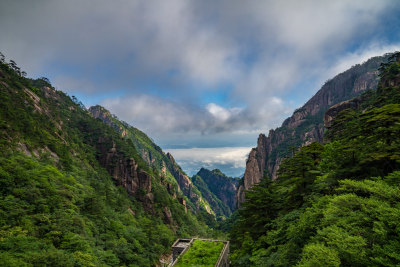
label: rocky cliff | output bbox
[89,105,213,214]
[165,152,213,213]
[89,106,127,137]
[237,54,391,206]
[324,97,362,129]
[96,137,154,211]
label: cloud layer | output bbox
[101,94,288,137]
[1,1,398,135]
[1,0,399,173]
[166,147,251,177]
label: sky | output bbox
[1,0,400,177]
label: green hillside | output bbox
[0,56,214,266]
[192,168,239,218]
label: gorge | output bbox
[1,50,400,266]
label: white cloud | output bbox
[206,103,242,122]
[102,94,206,133]
[1,0,395,96]
[101,94,289,138]
[0,0,398,151]
[1,0,398,176]
[52,75,96,94]
[166,147,251,176]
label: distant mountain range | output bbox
[192,168,240,218]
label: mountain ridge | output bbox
[0,55,217,266]
[236,53,391,206]
[192,168,239,218]
[88,105,215,215]
[230,52,400,266]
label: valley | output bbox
[1,51,400,266]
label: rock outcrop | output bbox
[166,153,193,196]
[237,54,390,207]
[89,106,127,138]
[96,137,154,211]
[166,153,211,213]
[324,98,362,129]
[178,197,187,213]
[89,106,214,215]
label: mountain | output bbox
[0,55,215,266]
[230,52,400,266]
[89,105,214,215]
[236,53,391,206]
[192,168,240,218]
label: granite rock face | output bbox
[89,106,213,214]
[237,54,389,206]
[166,153,208,212]
[236,134,268,206]
[96,137,154,211]
[324,98,362,129]
[89,106,127,137]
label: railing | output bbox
[215,240,229,267]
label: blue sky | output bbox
[1,0,400,176]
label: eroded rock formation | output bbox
[166,153,209,212]
[96,137,154,211]
[237,55,389,207]
[90,106,212,214]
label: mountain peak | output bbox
[236,53,392,206]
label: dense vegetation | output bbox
[192,168,239,218]
[88,105,215,216]
[174,240,224,267]
[230,53,400,266]
[2,48,399,266]
[0,55,215,266]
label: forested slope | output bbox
[89,105,214,215]
[192,168,239,218]
[0,55,215,266]
[230,53,400,266]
